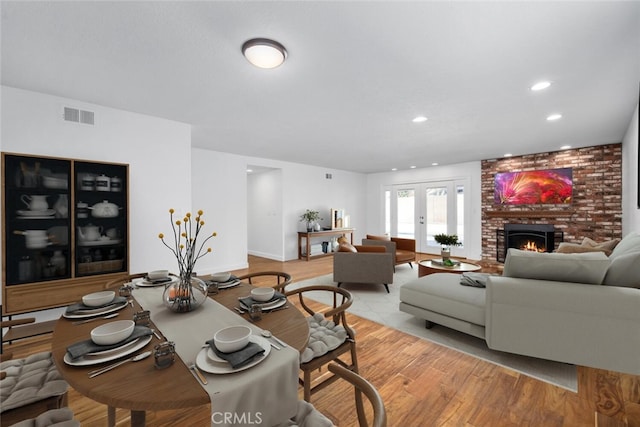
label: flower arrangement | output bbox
[433,234,462,247]
[300,209,322,231]
[158,209,216,312]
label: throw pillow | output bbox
[503,249,610,285]
[365,234,391,241]
[337,242,357,253]
[337,236,349,245]
[581,237,620,256]
[602,250,640,288]
[609,232,640,260]
[556,242,606,254]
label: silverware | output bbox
[88,351,151,378]
[264,304,289,313]
[190,363,208,385]
[72,313,119,325]
[150,329,163,340]
[233,306,246,314]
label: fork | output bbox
[190,363,208,385]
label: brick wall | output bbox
[481,143,622,261]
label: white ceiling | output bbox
[2,1,639,173]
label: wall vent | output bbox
[64,107,94,125]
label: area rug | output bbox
[290,266,578,392]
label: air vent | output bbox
[64,107,79,122]
[63,107,94,125]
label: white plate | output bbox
[78,238,122,247]
[16,209,56,217]
[64,336,152,366]
[197,335,270,374]
[239,297,286,311]
[135,276,178,287]
[62,300,128,319]
[217,280,240,289]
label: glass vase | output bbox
[441,246,451,261]
[162,275,208,313]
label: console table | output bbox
[298,228,354,261]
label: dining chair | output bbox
[0,351,69,427]
[286,363,386,427]
[284,285,358,402]
[236,271,292,293]
[1,317,36,363]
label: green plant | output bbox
[433,233,462,247]
[299,209,322,224]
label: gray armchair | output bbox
[333,244,394,293]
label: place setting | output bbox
[63,319,154,368]
[204,271,241,291]
[135,269,178,287]
[195,325,271,375]
[62,291,129,319]
[237,287,287,312]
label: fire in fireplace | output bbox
[496,224,563,262]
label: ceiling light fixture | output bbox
[504,153,513,157]
[431,162,439,166]
[412,116,428,123]
[242,38,287,69]
[531,81,551,91]
[560,145,571,150]
[391,168,398,171]
[547,114,563,121]
[410,165,417,169]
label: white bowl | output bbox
[251,287,275,302]
[147,270,169,280]
[91,320,135,345]
[82,291,115,307]
[210,272,231,282]
[213,325,252,353]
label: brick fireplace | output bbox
[481,143,623,262]
[496,223,563,262]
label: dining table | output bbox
[50,277,310,427]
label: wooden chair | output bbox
[328,363,387,427]
[1,317,36,363]
[235,271,292,292]
[284,285,358,402]
[102,272,148,290]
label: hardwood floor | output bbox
[4,254,640,426]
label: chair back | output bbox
[328,363,387,427]
[285,285,353,331]
[235,271,292,292]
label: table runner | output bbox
[132,285,299,427]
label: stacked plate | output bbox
[63,295,128,319]
[238,291,286,311]
[196,335,270,374]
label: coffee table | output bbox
[418,259,482,277]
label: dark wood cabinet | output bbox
[2,153,130,315]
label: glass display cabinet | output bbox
[2,152,129,315]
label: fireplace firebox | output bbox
[496,224,563,262]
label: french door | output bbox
[385,180,467,256]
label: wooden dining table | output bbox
[50,279,310,427]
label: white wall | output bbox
[191,149,368,266]
[1,86,191,310]
[622,102,640,234]
[365,162,483,260]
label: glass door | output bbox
[386,180,467,256]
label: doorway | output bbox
[384,179,468,257]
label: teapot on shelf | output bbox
[77,224,103,242]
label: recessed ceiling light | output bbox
[391,168,398,171]
[412,116,428,123]
[504,153,513,157]
[431,162,439,166]
[531,81,551,91]
[242,38,287,69]
[560,145,571,150]
[246,169,253,173]
[410,165,417,169]
[547,114,562,121]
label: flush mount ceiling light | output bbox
[412,116,428,123]
[531,81,552,91]
[242,38,287,69]
[547,113,563,121]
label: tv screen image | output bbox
[494,168,573,205]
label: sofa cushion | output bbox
[557,242,610,254]
[602,250,640,288]
[300,313,348,364]
[400,273,486,325]
[503,249,610,285]
[582,237,620,255]
[609,232,640,260]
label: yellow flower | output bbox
[186,212,191,218]
[212,232,217,237]
[176,220,181,225]
[207,248,212,252]
[181,232,186,237]
[200,220,205,226]
[198,210,203,215]
[158,233,164,239]
[169,208,174,214]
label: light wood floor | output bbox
[5,254,640,426]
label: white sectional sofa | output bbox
[399,232,640,375]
